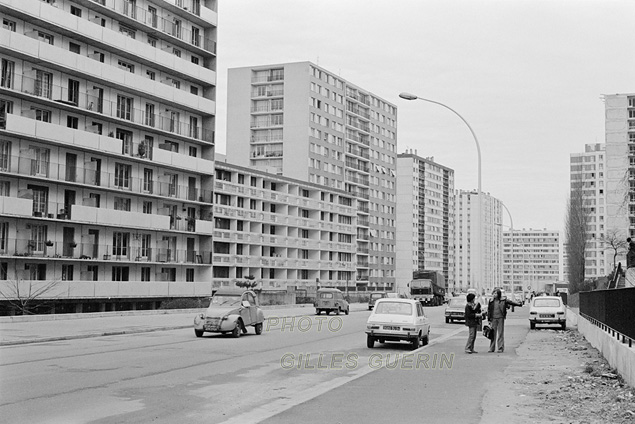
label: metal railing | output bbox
[579,287,635,347]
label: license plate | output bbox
[383,325,400,331]
[539,314,554,318]
[204,324,219,331]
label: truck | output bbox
[410,270,446,306]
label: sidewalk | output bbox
[0,303,368,346]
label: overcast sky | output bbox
[213,0,635,232]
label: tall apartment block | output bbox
[569,143,608,279]
[396,150,455,293]
[604,94,634,249]
[0,0,217,314]
[454,190,502,293]
[502,229,561,294]
[226,62,397,291]
[213,155,360,292]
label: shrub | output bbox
[159,298,207,309]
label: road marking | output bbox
[217,326,466,424]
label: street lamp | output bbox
[501,203,514,296]
[399,92,483,292]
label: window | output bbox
[66,116,78,129]
[114,197,131,211]
[119,24,136,39]
[0,222,8,252]
[167,110,180,133]
[172,19,182,38]
[30,185,49,215]
[186,269,194,282]
[191,56,200,65]
[34,70,53,99]
[2,19,16,32]
[189,116,198,138]
[118,60,134,73]
[166,173,178,196]
[141,267,151,281]
[29,147,50,177]
[143,168,153,192]
[62,264,74,281]
[112,232,130,257]
[188,146,197,157]
[142,201,152,214]
[191,27,200,46]
[173,48,181,58]
[112,266,129,281]
[147,37,157,47]
[37,31,54,45]
[140,234,151,257]
[116,95,133,121]
[69,42,80,54]
[93,50,105,63]
[1,59,15,89]
[29,223,47,252]
[114,163,131,188]
[145,103,155,126]
[68,79,79,104]
[70,5,82,17]
[0,140,10,171]
[116,129,133,155]
[190,85,199,95]
[34,108,51,122]
[148,6,158,28]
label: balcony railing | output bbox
[7,73,213,143]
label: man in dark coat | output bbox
[464,293,481,354]
[487,288,522,353]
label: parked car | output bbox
[368,292,387,310]
[366,298,430,349]
[445,296,467,323]
[528,296,566,330]
[193,288,265,338]
[316,288,350,315]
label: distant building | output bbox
[396,150,455,293]
[226,62,397,291]
[212,155,362,293]
[503,229,561,294]
[569,143,609,280]
[454,190,502,293]
[0,0,218,314]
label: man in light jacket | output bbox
[487,288,522,353]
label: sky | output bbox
[213,0,635,233]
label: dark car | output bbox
[368,292,387,310]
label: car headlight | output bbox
[557,312,565,315]
[529,311,537,315]
[402,327,415,332]
[367,325,380,330]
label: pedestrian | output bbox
[487,288,522,353]
[464,293,481,354]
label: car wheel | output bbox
[561,323,566,330]
[195,329,204,338]
[232,321,242,338]
[326,310,331,315]
[316,309,320,315]
[450,318,454,323]
[367,335,375,348]
[411,336,420,350]
[530,321,536,330]
[445,317,450,323]
[422,333,429,346]
[345,308,349,315]
[368,306,372,310]
[378,339,385,344]
[255,323,263,335]
[335,307,340,315]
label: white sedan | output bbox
[365,298,431,349]
[528,296,567,330]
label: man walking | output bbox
[487,288,522,353]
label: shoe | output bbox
[465,350,473,354]
[488,350,495,353]
[471,350,478,353]
[498,349,504,353]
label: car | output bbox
[316,288,350,315]
[368,292,387,310]
[365,298,431,349]
[193,288,265,338]
[528,295,566,330]
[445,296,467,323]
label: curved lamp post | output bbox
[398,92,483,292]
[501,202,514,296]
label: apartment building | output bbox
[0,0,217,313]
[604,94,634,265]
[213,156,360,293]
[396,150,455,293]
[454,190,502,294]
[502,229,561,294]
[226,62,397,291]
[569,143,609,280]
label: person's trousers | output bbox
[489,317,505,352]
[465,325,477,352]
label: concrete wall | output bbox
[568,308,635,387]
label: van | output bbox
[316,288,350,315]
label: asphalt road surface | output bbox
[0,306,529,423]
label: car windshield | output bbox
[534,299,561,308]
[319,293,334,299]
[374,301,412,316]
[210,294,242,306]
[449,298,467,307]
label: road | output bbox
[0,306,529,423]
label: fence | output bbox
[579,287,635,346]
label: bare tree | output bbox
[565,182,589,293]
[598,228,629,271]
[0,278,64,315]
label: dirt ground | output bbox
[481,329,635,424]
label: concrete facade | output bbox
[226,62,397,290]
